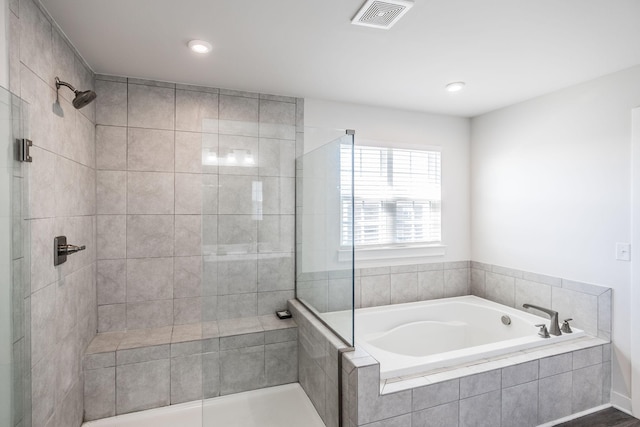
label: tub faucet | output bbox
[522,304,561,336]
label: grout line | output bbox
[124,78,129,332]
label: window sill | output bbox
[337,244,446,268]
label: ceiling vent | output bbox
[351,0,414,30]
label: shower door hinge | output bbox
[18,139,33,162]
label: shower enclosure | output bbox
[0,86,31,427]
[295,129,355,345]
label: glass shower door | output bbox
[296,130,355,345]
[0,86,31,427]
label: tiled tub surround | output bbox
[298,260,610,344]
[95,75,303,331]
[343,338,611,427]
[297,261,471,313]
[82,315,298,421]
[288,299,351,427]
[470,262,612,339]
[293,261,613,427]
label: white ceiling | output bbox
[41,0,640,117]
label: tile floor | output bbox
[557,407,640,427]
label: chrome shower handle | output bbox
[58,244,86,255]
[54,235,86,266]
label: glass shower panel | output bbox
[1,86,31,427]
[202,109,298,425]
[296,131,355,345]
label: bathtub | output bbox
[325,295,585,380]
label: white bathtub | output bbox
[81,384,325,427]
[326,295,585,380]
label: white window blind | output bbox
[340,145,441,247]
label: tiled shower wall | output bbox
[8,0,98,426]
[95,75,303,331]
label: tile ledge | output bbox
[379,335,607,395]
[86,317,298,354]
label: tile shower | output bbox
[8,0,308,420]
[86,76,305,418]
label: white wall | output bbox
[471,64,640,411]
[631,108,640,415]
[304,98,471,264]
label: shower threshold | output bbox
[82,383,326,427]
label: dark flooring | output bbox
[556,407,640,427]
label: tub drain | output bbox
[501,315,512,325]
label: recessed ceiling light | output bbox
[445,82,466,92]
[188,40,212,54]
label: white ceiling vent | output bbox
[351,0,414,30]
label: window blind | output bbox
[340,144,441,247]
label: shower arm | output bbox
[55,77,77,93]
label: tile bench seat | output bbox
[83,315,298,421]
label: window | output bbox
[340,144,441,248]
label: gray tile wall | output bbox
[8,1,98,426]
[343,344,611,427]
[94,76,303,331]
[299,260,610,341]
[471,262,611,338]
[297,261,470,313]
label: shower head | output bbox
[72,89,97,109]
[55,77,97,109]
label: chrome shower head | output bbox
[72,89,97,109]
[55,77,97,109]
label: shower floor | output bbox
[82,383,326,427]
